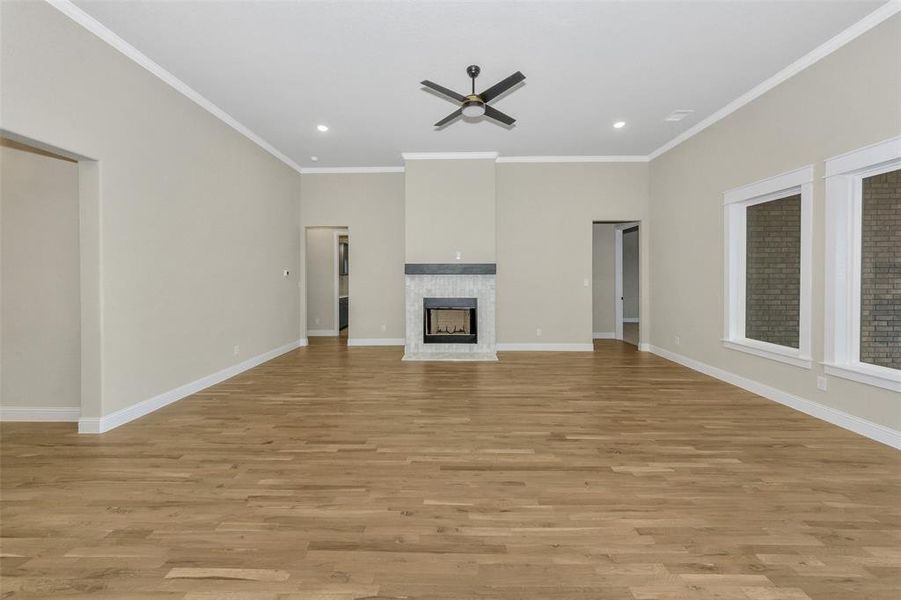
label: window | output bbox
[723,166,813,367]
[860,170,901,370]
[745,194,802,349]
[825,137,901,392]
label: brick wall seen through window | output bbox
[860,168,901,370]
[745,194,801,348]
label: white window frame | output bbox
[824,136,901,392]
[723,165,813,368]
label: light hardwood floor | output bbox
[2,339,899,599]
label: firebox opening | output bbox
[423,297,478,344]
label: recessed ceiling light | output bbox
[310,156,319,162]
[316,124,329,132]
[613,121,626,129]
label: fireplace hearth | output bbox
[423,297,477,344]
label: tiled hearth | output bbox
[403,264,497,361]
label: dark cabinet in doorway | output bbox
[339,296,348,330]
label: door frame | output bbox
[333,229,342,334]
[0,129,101,429]
[333,229,350,334]
[614,222,640,341]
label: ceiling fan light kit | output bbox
[421,64,525,127]
[462,99,486,118]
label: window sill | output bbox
[722,339,812,369]
[824,363,901,392]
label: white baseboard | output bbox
[593,332,615,339]
[307,329,338,337]
[299,338,309,347]
[0,406,80,422]
[623,317,639,323]
[639,342,651,352]
[347,338,404,346]
[78,339,303,434]
[648,345,900,450]
[497,343,594,352]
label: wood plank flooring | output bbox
[2,339,899,599]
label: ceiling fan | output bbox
[421,65,525,127]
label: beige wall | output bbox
[300,173,405,341]
[1,1,302,417]
[301,167,649,347]
[592,223,615,335]
[496,163,650,345]
[1,145,80,409]
[305,228,345,333]
[405,159,496,263]
[649,15,901,429]
[623,228,639,320]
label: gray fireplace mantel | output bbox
[404,263,496,275]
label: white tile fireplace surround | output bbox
[404,264,497,361]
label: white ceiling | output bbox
[73,0,886,168]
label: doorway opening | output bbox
[0,131,99,428]
[304,226,349,343]
[591,221,640,348]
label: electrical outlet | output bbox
[283,269,290,277]
[674,335,681,346]
[817,376,827,391]
[455,250,462,261]
[583,278,589,287]
[380,324,387,332]
[536,328,542,337]
[233,344,240,356]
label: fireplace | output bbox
[423,297,477,344]
[404,265,495,361]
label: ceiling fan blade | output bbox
[421,80,467,103]
[483,105,516,126]
[478,71,525,103]
[434,108,463,127]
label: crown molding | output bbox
[402,152,499,161]
[301,156,649,173]
[648,0,901,161]
[300,166,405,174]
[46,0,304,174]
[497,155,649,163]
